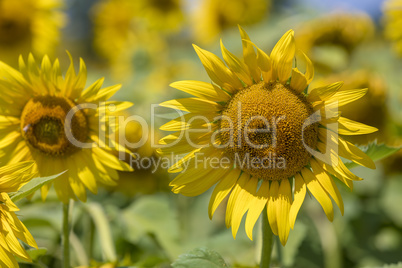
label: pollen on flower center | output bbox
[219,81,318,180]
[21,95,88,156]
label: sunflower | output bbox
[91,0,166,79]
[383,0,402,56]
[295,12,374,72]
[106,113,170,196]
[158,26,378,245]
[192,0,269,45]
[0,161,38,267]
[136,0,184,32]
[0,0,65,66]
[0,53,133,203]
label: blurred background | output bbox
[1,0,401,267]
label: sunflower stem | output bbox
[260,206,274,268]
[62,201,71,268]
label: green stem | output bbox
[62,201,71,268]
[260,206,274,268]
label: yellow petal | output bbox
[170,80,231,102]
[160,112,217,131]
[225,172,249,228]
[231,177,259,239]
[243,39,272,83]
[245,180,269,240]
[338,136,376,169]
[326,88,368,107]
[289,173,306,229]
[270,30,295,83]
[0,241,19,267]
[208,168,241,219]
[308,81,344,102]
[238,25,260,83]
[93,147,132,171]
[220,40,253,86]
[267,180,279,235]
[301,168,334,221]
[276,179,292,246]
[290,68,308,93]
[193,44,243,92]
[338,117,378,135]
[174,167,231,197]
[310,158,344,215]
[159,98,221,113]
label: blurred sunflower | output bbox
[159,26,377,245]
[0,161,37,267]
[107,114,169,196]
[192,0,269,45]
[0,0,65,66]
[136,0,184,32]
[383,0,402,56]
[295,12,374,73]
[0,53,133,203]
[91,0,166,79]
[310,70,389,145]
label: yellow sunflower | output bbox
[0,161,38,267]
[91,0,166,79]
[295,12,374,72]
[0,0,65,67]
[383,0,402,56]
[158,26,378,245]
[0,53,133,203]
[192,0,269,45]
[136,0,184,32]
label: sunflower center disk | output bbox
[219,82,318,180]
[21,95,89,156]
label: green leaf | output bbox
[172,248,228,268]
[27,248,48,262]
[345,143,400,169]
[84,202,117,262]
[15,247,47,264]
[10,171,66,202]
[122,195,181,260]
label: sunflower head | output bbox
[0,161,38,267]
[0,53,133,203]
[0,0,65,66]
[159,26,378,245]
[295,12,374,72]
[193,0,269,44]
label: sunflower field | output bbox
[0,0,401,267]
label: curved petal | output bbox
[193,44,243,92]
[238,25,260,83]
[170,80,231,102]
[270,30,295,83]
[220,40,253,86]
[289,173,306,229]
[301,167,334,221]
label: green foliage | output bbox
[172,248,228,268]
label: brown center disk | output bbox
[219,81,318,180]
[21,95,89,156]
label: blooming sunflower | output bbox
[383,0,402,56]
[0,0,65,66]
[159,26,378,245]
[0,161,38,267]
[192,0,269,45]
[0,53,133,203]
